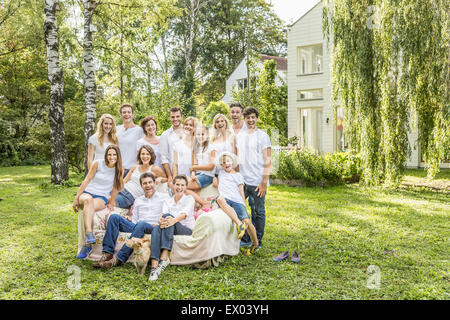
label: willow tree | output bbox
[323,0,449,186]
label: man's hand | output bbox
[255,181,267,197]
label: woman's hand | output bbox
[155,177,163,185]
[72,197,79,212]
[106,201,114,211]
[163,216,176,228]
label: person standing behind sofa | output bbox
[136,116,163,170]
[236,107,272,249]
[149,175,195,281]
[229,102,247,136]
[73,145,124,259]
[116,104,144,178]
[87,114,119,170]
[93,172,170,269]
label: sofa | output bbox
[77,183,240,268]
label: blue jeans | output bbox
[102,214,154,263]
[115,189,135,209]
[196,173,213,188]
[225,198,250,220]
[150,214,192,261]
[241,184,266,246]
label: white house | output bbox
[287,0,448,168]
[221,54,287,104]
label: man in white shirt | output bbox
[236,106,272,248]
[158,107,185,190]
[116,104,144,177]
[229,102,247,136]
[93,172,169,269]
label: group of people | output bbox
[72,102,272,281]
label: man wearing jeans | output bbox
[93,172,169,269]
[236,106,272,248]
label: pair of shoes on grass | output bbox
[149,259,170,281]
[273,250,300,263]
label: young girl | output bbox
[149,175,195,281]
[215,151,259,255]
[172,116,197,177]
[73,144,124,259]
[87,114,118,170]
[188,125,215,190]
[115,145,167,209]
[136,116,162,170]
[210,114,237,187]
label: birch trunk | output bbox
[83,0,97,175]
[44,0,69,184]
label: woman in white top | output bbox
[136,116,162,170]
[210,113,237,187]
[73,145,124,259]
[172,116,197,177]
[87,114,118,170]
[188,124,215,190]
[149,175,195,281]
[114,145,167,209]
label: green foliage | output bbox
[200,101,229,126]
[274,149,362,186]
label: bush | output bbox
[273,149,362,186]
[200,101,229,126]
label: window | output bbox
[297,88,323,101]
[297,44,323,75]
[235,78,248,90]
[298,108,323,153]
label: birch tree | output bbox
[44,0,69,184]
[83,0,97,174]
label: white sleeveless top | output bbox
[124,165,153,199]
[174,140,192,176]
[85,159,115,199]
[195,144,214,177]
[136,138,162,170]
[88,134,112,162]
[211,137,234,175]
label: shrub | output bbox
[200,101,229,126]
[273,149,362,186]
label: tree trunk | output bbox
[83,0,97,175]
[44,0,69,184]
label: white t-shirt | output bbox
[131,192,170,225]
[236,129,271,186]
[124,165,153,199]
[88,134,112,162]
[218,170,245,205]
[211,137,234,175]
[162,194,195,230]
[84,159,115,199]
[233,121,247,136]
[117,125,144,169]
[195,144,214,177]
[136,137,162,169]
[173,139,192,176]
[159,127,184,168]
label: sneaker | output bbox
[85,232,96,244]
[76,245,92,259]
[236,223,247,239]
[149,267,159,281]
[273,251,289,262]
[291,251,300,263]
[157,259,170,273]
[240,241,251,248]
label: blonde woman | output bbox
[210,114,237,187]
[87,114,119,170]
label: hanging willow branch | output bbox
[323,0,449,186]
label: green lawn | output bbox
[0,166,448,299]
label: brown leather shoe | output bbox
[99,252,113,263]
[93,255,122,269]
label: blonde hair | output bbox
[211,113,233,143]
[96,114,118,147]
[184,116,198,136]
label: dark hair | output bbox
[139,172,156,185]
[169,106,182,115]
[104,144,124,191]
[119,103,134,114]
[243,106,259,118]
[173,174,188,186]
[137,145,156,165]
[140,116,158,134]
[229,102,243,110]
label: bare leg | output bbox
[217,196,242,226]
[160,249,170,261]
[185,189,210,208]
[79,194,105,234]
[242,218,258,247]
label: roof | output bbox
[258,54,287,71]
[288,0,322,28]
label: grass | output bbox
[0,165,448,300]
